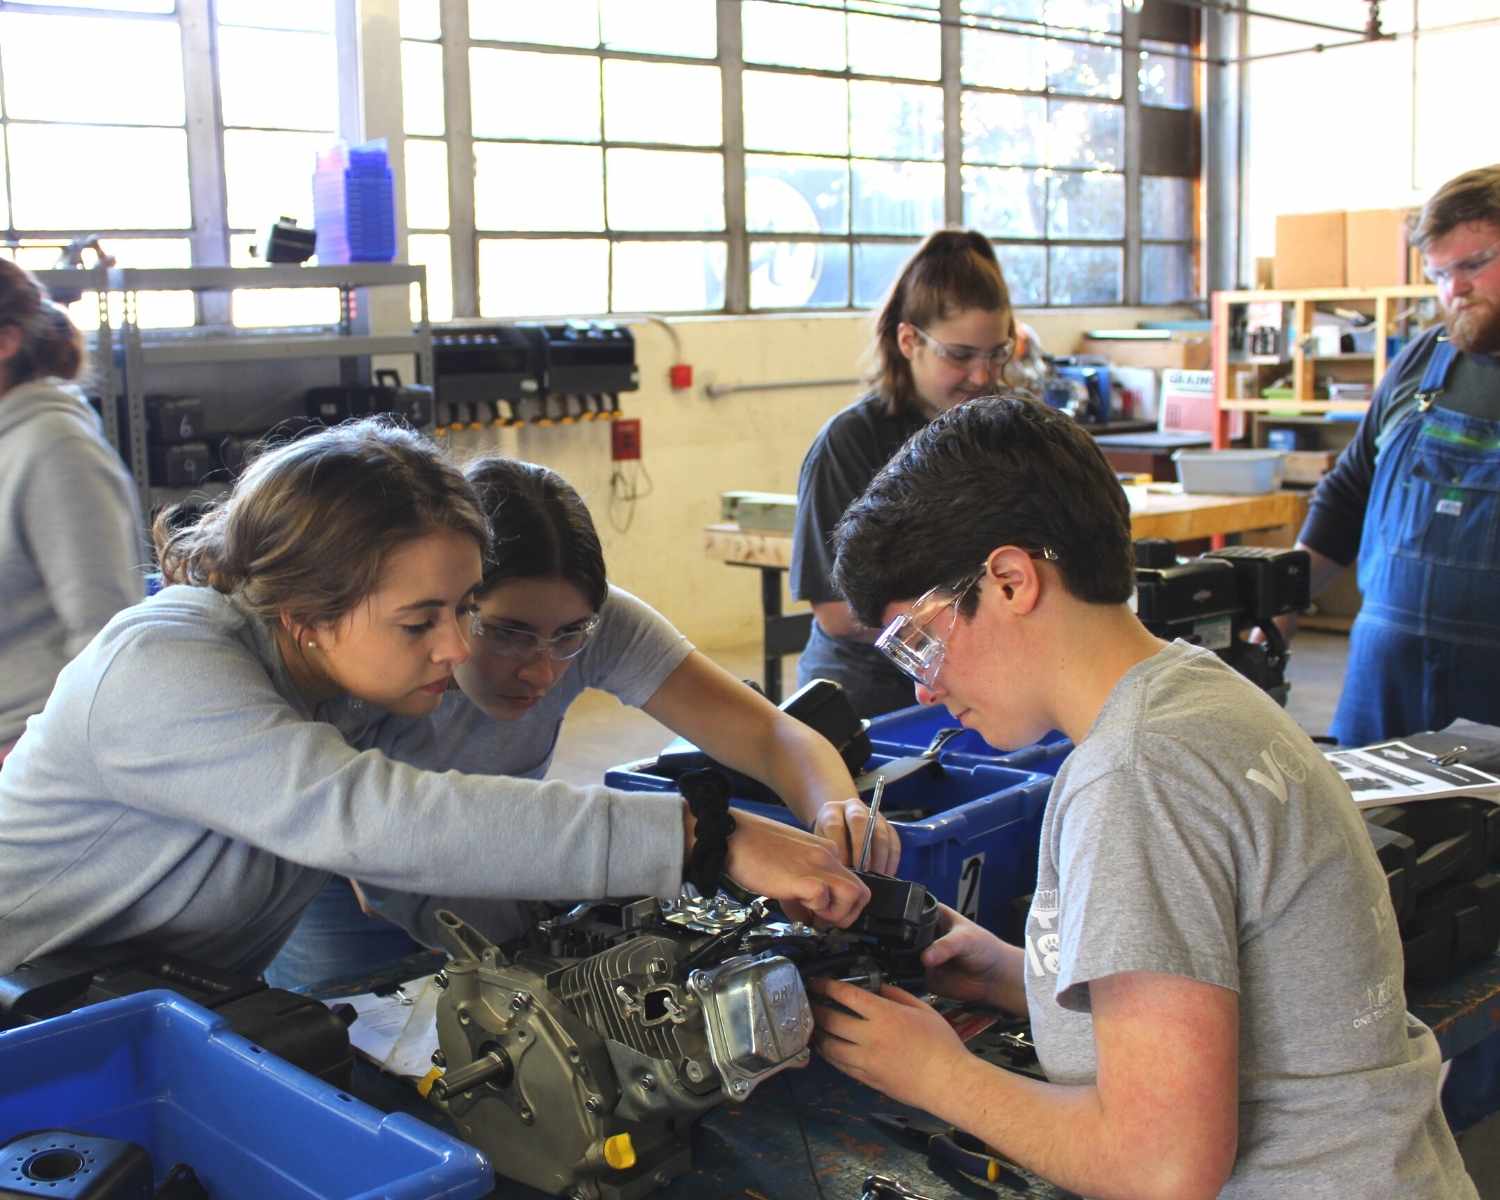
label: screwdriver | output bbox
[857,776,887,872]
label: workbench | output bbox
[704,486,1309,701]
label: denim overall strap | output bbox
[1332,338,1500,744]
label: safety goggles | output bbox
[1424,242,1500,289]
[911,325,1016,372]
[469,614,600,662]
[875,549,1058,688]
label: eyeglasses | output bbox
[875,549,1059,688]
[469,614,600,661]
[911,325,1016,372]
[1424,242,1500,288]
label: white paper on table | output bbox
[322,974,442,1079]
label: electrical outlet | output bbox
[611,417,642,461]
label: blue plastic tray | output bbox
[0,991,491,1200]
[865,705,1075,777]
[606,753,1052,931]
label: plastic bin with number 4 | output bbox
[605,752,1052,930]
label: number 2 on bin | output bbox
[958,853,985,921]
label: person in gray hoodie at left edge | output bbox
[0,258,144,764]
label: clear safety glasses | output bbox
[469,614,600,662]
[1424,242,1500,290]
[874,549,1059,688]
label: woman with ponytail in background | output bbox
[0,259,143,764]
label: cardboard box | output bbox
[1275,211,1346,289]
[1346,207,1417,288]
[1079,334,1211,370]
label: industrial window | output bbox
[430,0,1200,316]
[0,0,194,328]
[402,0,454,322]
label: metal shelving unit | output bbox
[35,264,432,513]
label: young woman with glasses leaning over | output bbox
[790,229,1021,718]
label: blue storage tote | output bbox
[605,753,1052,932]
[0,990,491,1200]
[866,704,1075,776]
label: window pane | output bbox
[746,155,848,235]
[219,0,334,31]
[0,140,7,229]
[962,28,1045,91]
[480,238,609,316]
[220,29,337,130]
[962,92,1046,166]
[613,241,726,312]
[22,0,172,11]
[0,14,184,126]
[409,233,453,322]
[848,13,940,80]
[1140,39,1192,109]
[1049,244,1121,304]
[406,139,450,229]
[470,2,598,47]
[601,0,716,57]
[607,149,723,231]
[223,129,325,228]
[1046,0,1120,34]
[850,81,942,161]
[996,242,1045,307]
[402,41,445,136]
[470,48,600,142]
[10,125,190,229]
[962,166,1044,238]
[963,0,1044,19]
[852,161,943,235]
[1047,36,1121,99]
[750,240,849,308]
[741,0,845,71]
[1047,171,1123,239]
[475,144,603,231]
[229,234,341,326]
[1143,243,1195,304]
[854,241,917,307]
[401,0,442,40]
[603,61,721,147]
[743,73,848,155]
[1047,99,1122,168]
[1142,175,1192,240]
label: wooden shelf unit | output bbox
[1210,284,1439,449]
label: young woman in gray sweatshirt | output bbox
[0,260,144,759]
[0,420,868,977]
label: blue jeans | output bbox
[263,877,421,992]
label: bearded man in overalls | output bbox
[1292,164,1500,748]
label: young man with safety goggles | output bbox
[811,394,1475,1200]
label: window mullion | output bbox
[1123,4,1142,306]
[719,0,748,314]
[441,0,477,318]
[180,0,230,323]
[941,0,962,228]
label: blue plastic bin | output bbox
[865,704,1075,777]
[0,991,491,1200]
[606,753,1052,931]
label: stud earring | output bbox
[305,640,318,650]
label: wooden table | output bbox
[706,486,1309,699]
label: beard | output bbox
[1445,295,1500,355]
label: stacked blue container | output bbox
[865,704,1075,777]
[313,139,397,265]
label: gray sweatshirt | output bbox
[0,379,145,743]
[0,585,685,975]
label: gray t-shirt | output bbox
[374,584,692,778]
[1025,641,1474,1199]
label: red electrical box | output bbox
[611,418,642,461]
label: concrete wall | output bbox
[439,306,1194,651]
